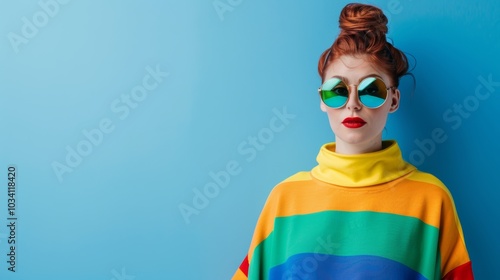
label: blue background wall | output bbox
[0,0,498,279]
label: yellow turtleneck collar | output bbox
[311,140,416,187]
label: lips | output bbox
[342,117,366,128]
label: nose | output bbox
[346,85,362,111]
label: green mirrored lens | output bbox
[358,77,387,108]
[320,78,348,108]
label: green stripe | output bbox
[249,211,441,280]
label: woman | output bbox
[233,3,473,279]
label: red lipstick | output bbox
[342,117,366,128]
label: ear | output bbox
[320,100,327,112]
[389,89,400,113]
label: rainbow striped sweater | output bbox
[233,140,473,280]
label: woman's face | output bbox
[321,54,400,154]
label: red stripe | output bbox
[442,261,474,280]
[239,255,249,276]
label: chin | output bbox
[333,129,363,141]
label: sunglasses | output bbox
[318,76,395,109]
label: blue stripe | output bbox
[269,253,427,280]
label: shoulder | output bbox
[281,171,312,183]
[264,171,313,200]
[404,169,456,202]
[406,170,445,186]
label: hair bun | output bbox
[318,3,409,86]
[338,3,388,37]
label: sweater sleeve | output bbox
[437,185,474,279]
[232,195,279,279]
[233,173,308,279]
[232,176,289,280]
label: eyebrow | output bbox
[326,74,385,84]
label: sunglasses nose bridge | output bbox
[346,83,362,109]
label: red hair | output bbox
[318,3,409,86]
